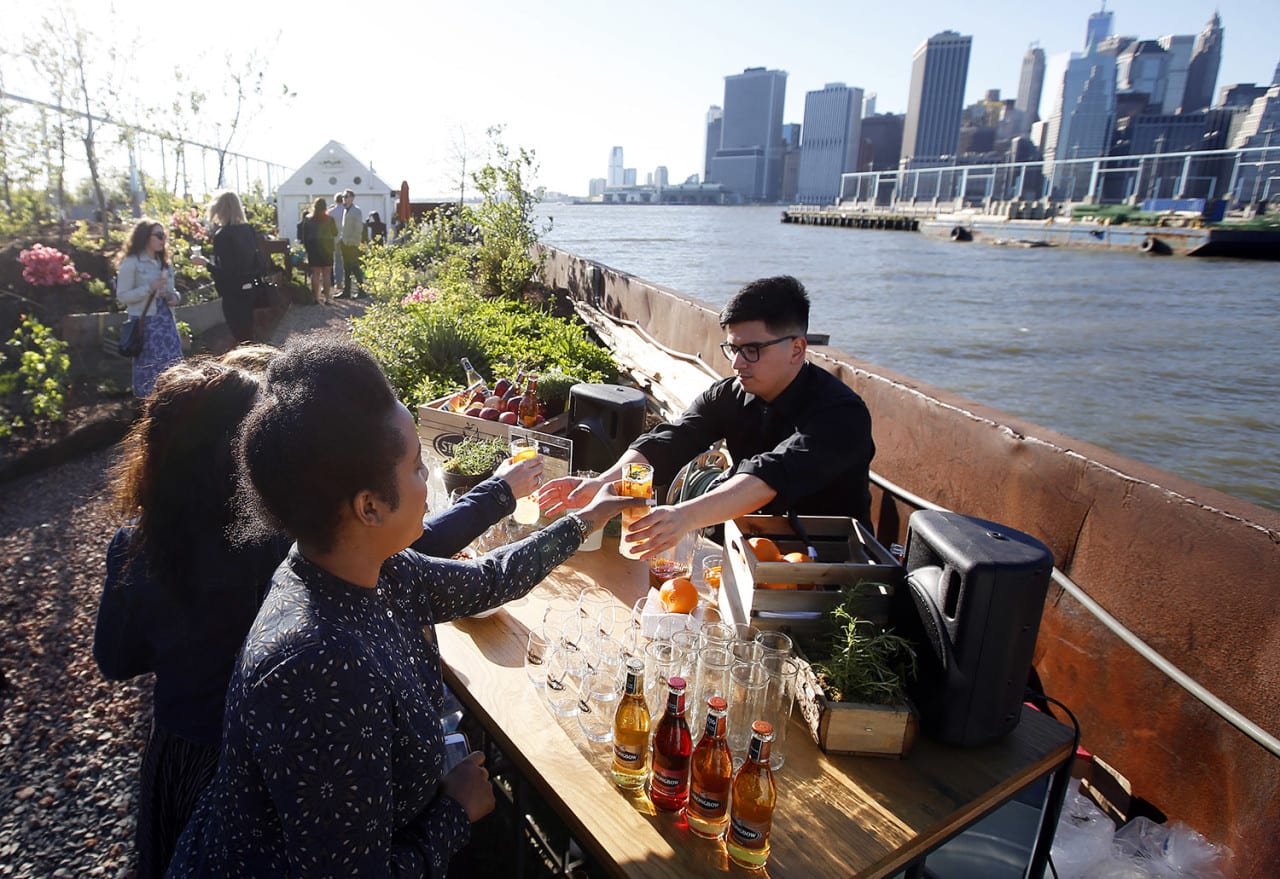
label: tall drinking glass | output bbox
[544,645,586,717]
[761,654,799,770]
[525,625,556,687]
[618,463,654,559]
[728,661,770,762]
[755,630,793,659]
[644,639,679,719]
[577,671,622,743]
[509,437,541,525]
[690,645,734,734]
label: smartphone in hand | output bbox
[444,732,470,772]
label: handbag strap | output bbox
[139,287,159,318]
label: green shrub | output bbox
[0,315,72,440]
[352,289,615,410]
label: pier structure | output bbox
[834,145,1280,215]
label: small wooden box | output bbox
[793,651,918,758]
[717,515,903,631]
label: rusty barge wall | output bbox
[541,244,1280,877]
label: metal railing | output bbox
[840,145,1280,210]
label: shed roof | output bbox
[277,141,393,196]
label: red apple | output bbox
[493,378,513,398]
[479,407,502,421]
[464,404,484,418]
[498,410,518,425]
[505,395,524,414]
[470,387,488,405]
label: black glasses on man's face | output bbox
[719,335,798,363]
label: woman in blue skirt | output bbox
[116,220,183,396]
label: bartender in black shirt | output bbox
[540,276,875,558]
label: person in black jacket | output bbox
[299,197,338,305]
[193,190,264,344]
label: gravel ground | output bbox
[0,300,362,877]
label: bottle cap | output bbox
[707,696,728,712]
[750,720,774,739]
[668,676,686,691]
[625,657,644,674]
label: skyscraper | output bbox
[1015,46,1046,137]
[900,31,972,168]
[1044,38,1117,167]
[797,83,864,204]
[704,106,723,183]
[1157,34,1195,114]
[711,67,788,201]
[1116,40,1171,113]
[1085,6,1113,51]
[607,147,624,188]
[1182,13,1223,113]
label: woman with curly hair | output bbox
[115,220,183,396]
[94,360,286,878]
[168,337,638,877]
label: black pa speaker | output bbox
[892,510,1053,746]
[567,384,647,474]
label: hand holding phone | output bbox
[440,744,495,822]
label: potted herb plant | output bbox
[536,370,577,418]
[441,436,508,495]
[794,584,920,757]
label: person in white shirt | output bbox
[336,189,365,298]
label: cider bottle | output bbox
[726,720,776,870]
[612,658,651,790]
[519,374,541,427]
[460,357,487,395]
[648,675,692,811]
[685,695,733,839]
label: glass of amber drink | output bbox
[509,438,541,525]
[618,463,655,559]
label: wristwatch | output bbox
[565,513,592,542]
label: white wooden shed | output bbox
[274,141,397,241]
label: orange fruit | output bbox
[747,537,783,562]
[659,576,699,613]
[783,551,808,564]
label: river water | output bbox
[540,204,1279,513]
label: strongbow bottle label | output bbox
[691,788,724,813]
[614,744,644,766]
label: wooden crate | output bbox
[717,515,903,631]
[418,397,569,462]
[793,651,917,758]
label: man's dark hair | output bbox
[718,275,809,334]
[236,337,405,552]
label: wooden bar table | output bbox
[438,536,1075,878]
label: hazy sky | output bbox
[5,0,1278,197]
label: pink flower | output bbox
[401,286,441,305]
[19,244,82,287]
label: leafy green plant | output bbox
[464,127,549,300]
[536,369,577,414]
[443,436,508,476]
[809,585,917,705]
[352,289,615,410]
[0,315,72,440]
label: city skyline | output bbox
[4,0,1278,197]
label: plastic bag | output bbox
[1051,779,1116,878]
[1110,816,1230,878]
